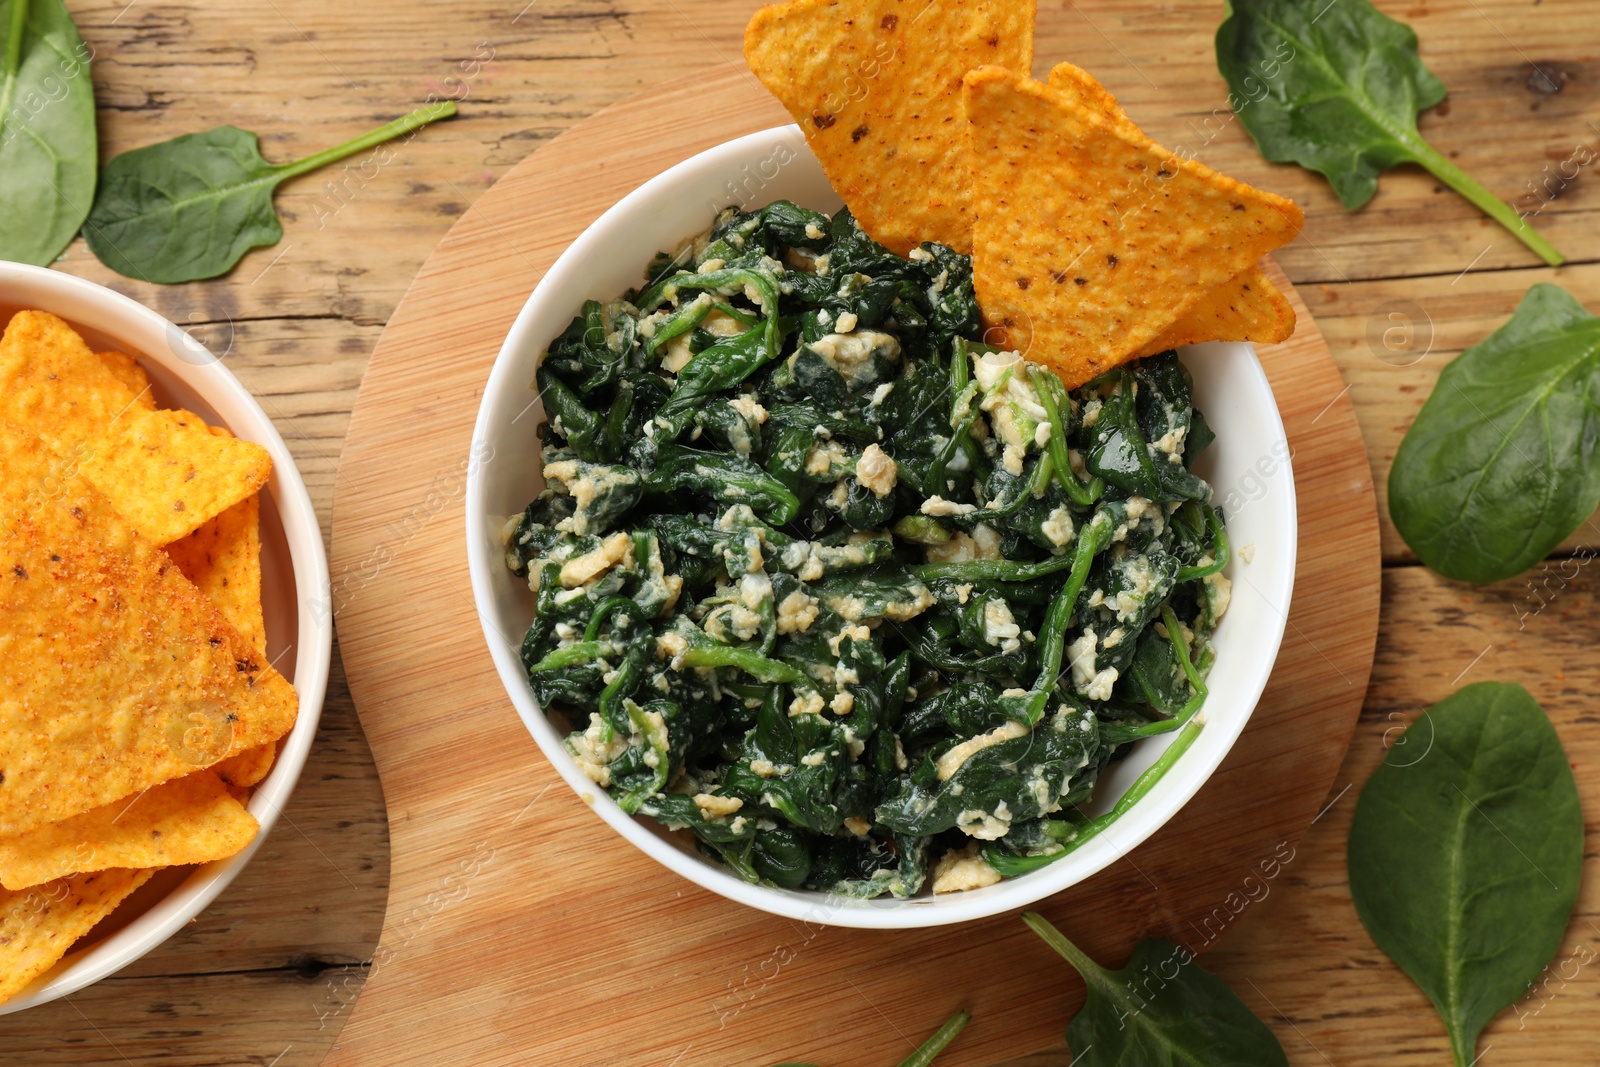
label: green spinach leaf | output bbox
[1388,284,1600,582]
[1347,682,1582,1067]
[84,100,456,283]
[1024,913,1288,1066]
[0,0,96,265]
[1216,0,1564,265]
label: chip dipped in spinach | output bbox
[503,201,1232,899]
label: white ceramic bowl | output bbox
[467,127,1297,929]
[0,263,332,1012]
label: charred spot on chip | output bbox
[986,33,1000,46]
[1075,277,1088,286]
[235,657,258,673]
[851,124,871,143]
[1107,254,1119,268]
[11,565,25,579]
[172,500,186,512]
[209,636,224,647]
[880,13,898,30]
[1049,269,1069,284]
[1232,202,1246,211]
[49,554,59,562]
[0,771,6,786]
[1016,277,1032,289]
[813,113,837,130]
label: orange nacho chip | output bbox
[167,481,278,789]
[746,0,1035,254]
[0,311,271,545]
[0,421,298,840]
[0,868,156,1002]
[1045,63,1294,357]
[0,772,258,891]
[962,66,1303,386]
[1131,268,1295,358]
[96,350,155,408]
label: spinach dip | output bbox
[503,201,1231,898]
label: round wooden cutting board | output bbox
[327,65,1381,1067]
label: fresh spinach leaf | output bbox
[0,0,96,265]
[1347,682,1582,1067]
[84,100,457,283]
[1216,0,1564,265]
[1388,284,1600,582]
[1024,913,1288,1067]
[771,1010,969,1067]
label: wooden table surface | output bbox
[2,1,1596,1064]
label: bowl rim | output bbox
[0,261,333,1013]
[465,125,1298,929]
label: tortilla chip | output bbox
[746,0,1035,253]
[1044,64,1295,356]
[0,868,156,1004]
[962,67,1303,387]
[96,351,155,408]
[166,491,265,655]
[213,743,278,790]
[0,772,258,891]
[0,420,299,839]
[166,485,278,790]
[1134,268,1295,357]
[0,311,271,545]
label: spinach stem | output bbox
[1020,913,1104,980]
[1406,140,1563,266]
[3,1,26,91]
[895,1011,971,1067]
[680,645,808,686]
[275,100,459,183]
[525,641,610,673]
[1174,505,1231,582]
[1162,604,1210,718]
[1030,368,1104,506]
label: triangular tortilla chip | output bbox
[962,66,1303,386]
[166,488,265,655]
[95,350,155,408]
[1045,64,1295,356]
[0,311,270,545]
[0,868,156,1002]
[0,421,299,839]
[167,482,278,789]
[1132,268,1295,358]
[746,0,1034,253]
[0,772,258,890]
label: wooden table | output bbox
[3,1,1595,1064]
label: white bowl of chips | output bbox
[467,126,1298,928]
[0,263,331,1013]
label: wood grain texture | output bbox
[1,0,1591,1063]
[324,65,1380,1067]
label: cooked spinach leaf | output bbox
[0,0,96,265]
[1216,0,1564,265]
[84,100,457,283]
[1024,913,1288,1067]
[510,201,1231,898]
[1347,682,1582,1067]
[1388,284,1600,582]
